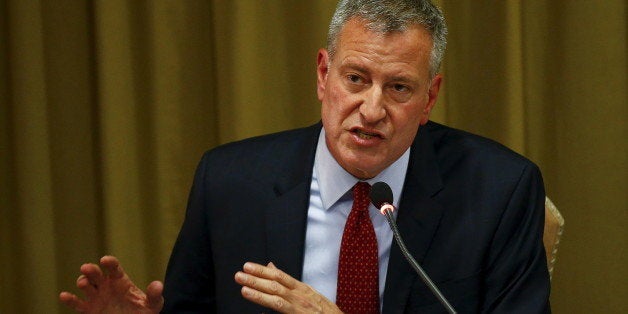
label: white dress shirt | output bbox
[301,128,409,306]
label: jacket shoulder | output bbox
[425,121,538,172]
[197,123,321,184]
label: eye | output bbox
[388,83,413,102]
[393,84,409,93]
[347,74,363,84]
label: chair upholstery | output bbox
[543,197,564,279]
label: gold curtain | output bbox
[0,1,625,313]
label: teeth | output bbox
[357,131,374,139]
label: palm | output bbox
[59,256,163,314]
[82,276,151,313]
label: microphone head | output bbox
[370,181,394,208]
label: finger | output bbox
[241,286,292,313]
[146,281,165,311]
[100,255,125,279]
[59,291,87,312]
[243,262,298,289]
[80,263,105,287]
[235,270,290,299]
[76,275,98,297]
[267,262,277,269]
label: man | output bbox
[60,0,550,313]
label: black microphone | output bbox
[370,182,456,314]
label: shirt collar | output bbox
[314,128,410,210]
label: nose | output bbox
[359,87,386,123]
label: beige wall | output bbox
[0,1,625,313]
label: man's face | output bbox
[317,18,442,179]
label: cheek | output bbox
[321,101,344,138]
[390,104,423,127]
[388,105,423,141]
[323,86,353,123]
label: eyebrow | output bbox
[339,61,369,74]
[339,60,421,85]
[389,76,415,84]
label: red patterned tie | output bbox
[336,182,379,314]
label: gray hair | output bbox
[327,0,448,78]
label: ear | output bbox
[420,74,442,125]
[316,49,330,101]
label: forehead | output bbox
[334,18,432,77]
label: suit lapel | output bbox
[265,180,312,280]
[264,123,321,280]
[383,124,446,313]
[259,122,444,312]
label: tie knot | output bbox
[352,182,371,212]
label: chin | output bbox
[347,159,383,179]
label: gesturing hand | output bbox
[235,262,343,314]
[59,255,164,313]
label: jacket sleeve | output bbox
[161,152,216,313]
[482,163,551,313]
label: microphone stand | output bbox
[381,205,457,314]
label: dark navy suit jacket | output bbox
[162,121,550,313]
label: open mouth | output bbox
[352,128,382,140]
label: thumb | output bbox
[146,281,164,312]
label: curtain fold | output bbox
[1,1,625,313]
